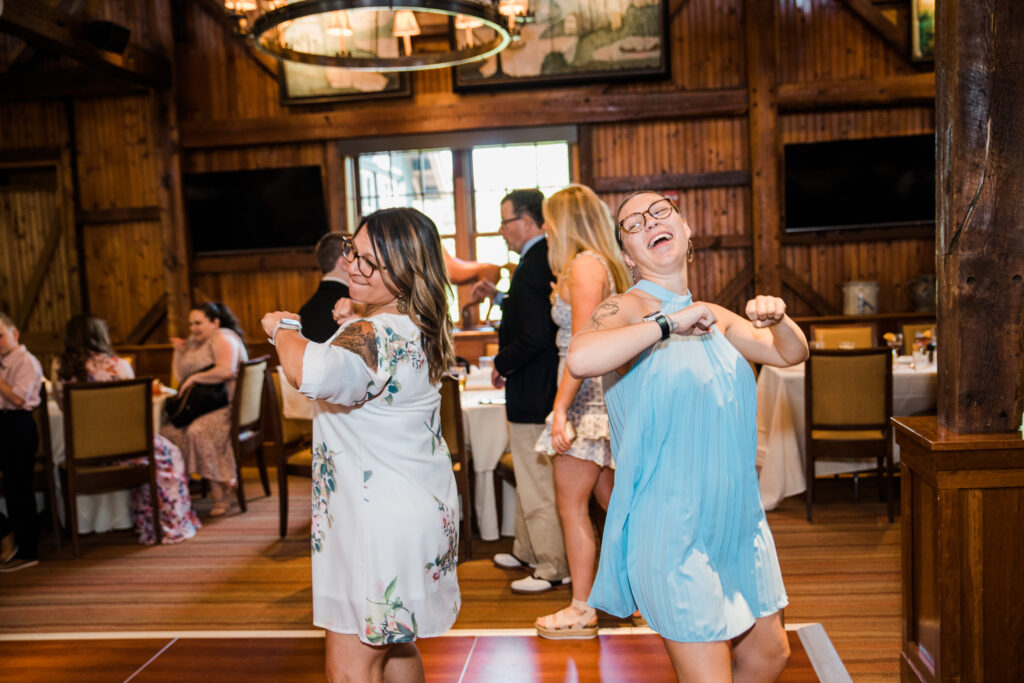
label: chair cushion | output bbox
[287,449,313,468]
[811,428,885,441]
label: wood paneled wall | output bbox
[0,0,937,345]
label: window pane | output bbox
[357,149,454,234]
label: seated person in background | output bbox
[161,301,248,517]
[0,312,44,573]
[56,314,200,545]
[299,233,351,344]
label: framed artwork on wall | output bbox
[910,0,935,62]
[280,62,411,106]
[453,0,670,91]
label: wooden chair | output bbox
[804,348,894,523]
[270,368,313,538]
[229,356,272,513]
[61,378,159,558]
[440,376,473,562]
[809,323,877,349]
[0,384,62,551]
[901,323,935,355]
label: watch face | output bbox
[280,318,302,328]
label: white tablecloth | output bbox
[460,388,514,541]
[47,391,172,534]
[756,357,937,510]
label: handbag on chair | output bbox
[164,365,228,428]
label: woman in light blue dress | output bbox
[567,191,808,681]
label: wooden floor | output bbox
[0,629,823,682]
[0,469,899,681]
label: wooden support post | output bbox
[153,88,191,337]
[935,0,1024,433]
[744,0,782,296]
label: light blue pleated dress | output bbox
[587,280,788,642]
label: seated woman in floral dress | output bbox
[56,314,200,545]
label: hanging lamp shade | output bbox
[227,1,514,72]
[497,0,527,30]
[454,13,483,47]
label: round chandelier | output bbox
[224,1,532,72]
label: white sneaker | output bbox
[492,553,536,570]
[510,574,571,594]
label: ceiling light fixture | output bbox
[224,1,521,72]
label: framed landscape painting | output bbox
[910,0,935,62]
[280,62,411,106]
[453,0,670,91]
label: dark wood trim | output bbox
[180,88,749,148]
[322,143,345,233]
[778,73,934,111]
[713,263,754,311]
[14,213,66,330]
[0,0,171,88]
[781,224,935,245]
[123,293,168,345]
[745,0,782,295]
[592,170,750,194]
[836,0,907,57]
[188,0,279,79]
[780,264,839,316]
[77,206,162,225]
[577,124,595,190]
[0,68,149,101]
[192,249,320,274]
[0,147,62,166]
[691,234,753,250]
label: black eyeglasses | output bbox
[499,214,522,228]
[341,236,382,278]
[618,198,678,233]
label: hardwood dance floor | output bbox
[0,469,898,680]
[2,629,824,682]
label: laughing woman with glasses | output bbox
[567,191,808,682]
[262,207,458,683]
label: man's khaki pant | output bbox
[509,421,568,581]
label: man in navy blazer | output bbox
[475,189,568,594]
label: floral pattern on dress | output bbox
[375,325,425,406]
[311,441,337,553]
[424,406,446,456]
[364,576,419,645]
[424,498,458,581]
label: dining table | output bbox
[45,384,175,534]
[756,355,937,511]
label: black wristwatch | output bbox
[644,312,671,340]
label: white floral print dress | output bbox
[299,313,461,645]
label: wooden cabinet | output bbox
[893,417,1024,682]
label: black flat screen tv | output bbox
[783,134,935,233]
[184,166,329,254]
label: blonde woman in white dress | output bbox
[532,185,631,638]
[263,208,458,683]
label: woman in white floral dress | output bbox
[263,207,458,683]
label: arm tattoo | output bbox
[584,300,621,330]
[331,321,379,370]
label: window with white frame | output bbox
[353,132,573,325]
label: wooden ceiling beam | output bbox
[836,0,907,58]
[0,0,171,88]
[778,72,934,110]
[181,87,750,148]
[0,67,148,100]
[188,0,279,79]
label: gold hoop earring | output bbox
[396,296,409,314]
[687,239,695,264]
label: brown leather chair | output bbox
[229,356,272,513]
[809,323,877,349]
[440,376,473,562]
[61,378,159,558]
[269,368,313,538]
[804,348,894,523]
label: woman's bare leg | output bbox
[662,639,733,683]
[325,632,388,683]
[552,455,602,603]
[382,642,425,683]
[593,467,614,510]
[731,612,789,683]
